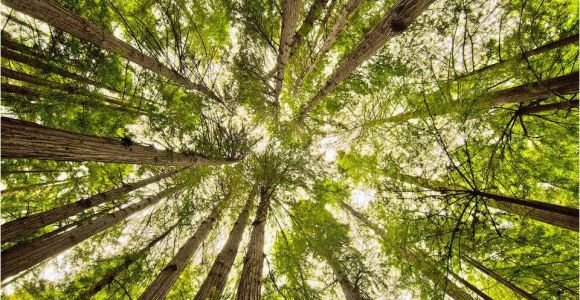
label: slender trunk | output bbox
[235,187,272,300]
[138,199,227,299]
[2,68,146,113]
[448,271,493,300]
[195,189,256,300]
[80,223,178,299]
[339,201,474,300]
[1,117,235,167]
[297,0,363,88]
[397,174,579,231]
[1,188,175,280]
[297,0,435,121]
[455,35,579,81]
[364,72,579,127]
[519,99,578,115]
[288,0,328,57]
[2,0,222,103]
[327,260,363,300]
[1,169,65,175]
[461,255,537,300]
[1,169,182,243]
[0,178,69,196]
[273,0,302,103]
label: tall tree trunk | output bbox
[1,68,146,113]
[396,174,579,231]
[235,187,272,300]
[297,0,435,121]
[2,0,222,103]
[0,178,69,196]
[1,187,176,280]
[1,169,183,244]
[297,0,363,89]
[195,189,257,300]
[80,223,178,299]
[339,201,475,300]
[364,72,579,127]
[327,259,363,300]
[455,35,579,81]
[519,99,578,115]
[272,0,302,104]
[461,255,537,300]
[448,271,493,300]
[288,0,328,57]
[1,117,235,167]
[138,199,227,299]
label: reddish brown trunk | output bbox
[1,169,182,243]
[519,99,578,115]
[3,0,222,103]
[327,260,363,300]
[273,0,303,103]
[195,189,256,300]
[297,0,435,121]
[1,117,235,167]
[288,0,328,57]
[138,200,226,299]
[448,271,493,300]
[235,187,272,300]
[1,188,175,280]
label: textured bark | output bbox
[2,0,222,103]
[1,188,175,280]
[0,178,69,196]
[364,72,580,127]
[1,169,182,244]
[138,200,226,299]
[456,35,579,80]
[327,260,363,300]
[298,0,363,87]
[519,99,578,115]
[272,0,303,103]
[235,188,272,300]
[298,0,435,120]
[397,174,579,231]
[339,201,474,300]
[1,117,235,167]
[288,0,328,57]
[195,190,256,300]
[1,68,145,113]
[461,255,537,300]
[80,223,178,299]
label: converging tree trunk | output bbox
[80,223,178,299]
[327,260,364,300]
[288,0,328,57]
[1,169,183,244]
[1,188,176,280]
[272,0,302,103]
[519,99,578,115]
[297,0,436,121]
[1,117,235,167]
[2,0,222,103]
[235,187,272,300]
[138,198,227,299]
[461,254,538,300]
[195,189,256,300]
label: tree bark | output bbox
[1,188,176,280]
[461,254,537,300]
[272,0,303,103]
[1,117,235,167]
[80,223,178,299]
[195,189,256,300]
[448,271,493,300]
[1,169,183,244]
[138,199,227,299]
[297,0,435,121]
[288,0,328,57]
[455,35,579,81]
[519,99,578,115]
[235,187,272,300]
[2,0,222,103]
[327,259,363,300]
[339,201,474,300]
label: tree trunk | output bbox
[235,187,272,300]
[138,199,227,299]
[455,35,579,80]
[288,0,328,57]
[1,169,183,244]
[339,201,474,300]
[519,99,578,115]
[195,189,256,300]
[2,0,222,103]
[1,187,176,280]
[327,260,363,300]
[297,0,435,121]
[1,117,235,167]
[448,271,493,300]
[461,255,537,300]
[272,0,302,103]
[0,178,69,196]
[297,0,363,88]
[80,223,178,299]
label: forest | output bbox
[0,0,578,299]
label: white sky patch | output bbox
[317,135,339,162]
[350,188,376,209]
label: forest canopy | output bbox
[0,0,578,299]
